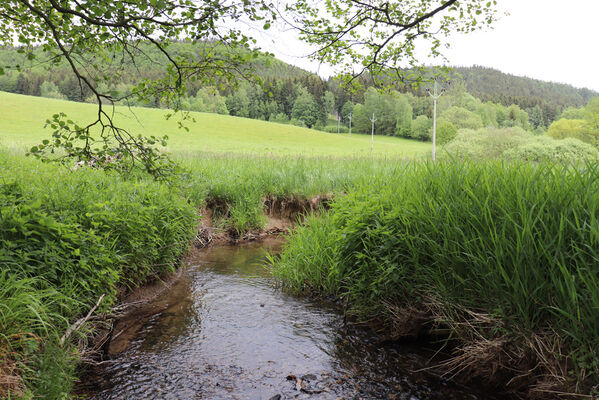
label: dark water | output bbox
[83,239,500,400]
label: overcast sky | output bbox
[261,1,599,92]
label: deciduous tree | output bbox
[0,0,498,175]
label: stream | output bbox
[82,239,501,400]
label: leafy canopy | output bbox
[1,0,498,176]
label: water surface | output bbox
[84,239,500,400]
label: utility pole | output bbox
[348,113,352,137]
[337,114,340,134]
[370,112,376,152]
[427,78,447,161]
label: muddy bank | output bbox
[195,194,332,247]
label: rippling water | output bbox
[83,239,501,400]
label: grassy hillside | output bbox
[0,91,430,157]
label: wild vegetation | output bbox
[2,86,597,393]
[1,1,599,398]
[0,151,198,397]
[273,160,599,397]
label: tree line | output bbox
[0,43,595,142]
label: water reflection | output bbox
[84,239,502,400]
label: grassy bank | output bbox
[0,149,414,398]
[0,91,430,157]
[178,154,410,233]
[0,153,197,398]
[272,160,599,397]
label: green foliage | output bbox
[443,127,532,160]
[449,66,597,125]
[185,88,228,115]
[179,154,423,234]
[0,152,197,397]
[291,89,319,128]
[323,125,349,133]
[547,119,592,143]
[503,104,530,130]
[1,155,197,305]
[559,106,586,120]
[39,81,65,100]
[410,115,431,141]
[0,272,75,399]
[435,121,458,145]
[226,87,251,118]
[273,161,599,391]
[503,136,598,163]
[269,112,289,123]
[290,0,498,88]
[340,101,355,125]
[439,106,484,130]
[352,87,412,137]
[585,97,599,143]
[323,91,336,115]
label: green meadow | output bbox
[0,91,430,157]
[2,90,599,398]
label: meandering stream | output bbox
[83,239,500,400]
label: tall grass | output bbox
[178,153,415,233]
[273,160,599,393]
[0,152,197,398]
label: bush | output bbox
[442,127,532,160]
[410,115,431,141]
[435,121,457,145]
[323,125,349,133]
[439,106,483,130]
[289,118,306,128]
[0,153,197,397]
[270,112,289,123]
[503,136,598,163]
[0,161,196,306]
[547,118,591,143]
[40,81,65,100]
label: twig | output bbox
[60,294,105,346]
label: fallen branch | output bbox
[60,294,105,346]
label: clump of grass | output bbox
[0,271,76,399]
[272,160,599,396]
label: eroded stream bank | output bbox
[79,239,504,400]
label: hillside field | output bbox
[0,91,430,157]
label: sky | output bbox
[260,1,599,92]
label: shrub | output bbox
[439,106,483,130]
[547,118,592,143]
[323,125,349,133]
[435,121,457,145]
[503,136,598,163]
[442,127,531,160]
[270,112,289,123]
[410,115,431,141]
[40,81,65,100]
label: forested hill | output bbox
[448,66,597,121]
[0,42,595,125]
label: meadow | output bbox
[0,91,430,157]
[1,90,599,398]
[0,91,431,397]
